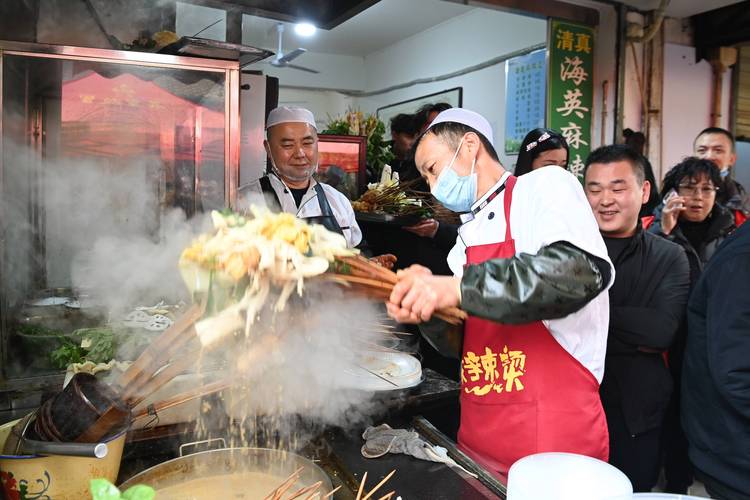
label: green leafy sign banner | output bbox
[547,19,595,180]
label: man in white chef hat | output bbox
[386,108,615,475]
[239,106,362,249]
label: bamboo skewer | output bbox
[116,302,205,392]
[322,486,342,499]
[340,256,397,284]
[355,471,368,500]
[286,481,323,500]
[130,377,233,421]
[329,255,467,325]
[264,467,304,500]
[361,470,396,500]
[264,468,345,500]
[125,347,203,405]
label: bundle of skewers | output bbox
[352,178,429,218]
[23,299,243,446]
[265,467,397,500]
[352,166,460,226]
[326,254,466,325]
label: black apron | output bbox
[259,176,344,236]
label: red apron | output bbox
[457,175,609,474]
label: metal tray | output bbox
[159,37,274,67]
[355,211,424,227]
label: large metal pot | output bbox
[119,445,333,498]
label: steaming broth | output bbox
[155,471,312,499]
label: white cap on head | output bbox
[428,108,495,147]
[266,106,317,130]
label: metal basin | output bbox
[119,447,333,498]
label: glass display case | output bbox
[0,41,241,389]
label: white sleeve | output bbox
[517,168,614,288]
[447,231,467,278]
[345,205,363,248]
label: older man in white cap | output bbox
[239,106,362,248]
[386,108,615,475]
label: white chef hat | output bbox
[428,108,495,147]
[266,106,317,130]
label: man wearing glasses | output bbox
[648,156,737,494]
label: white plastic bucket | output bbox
[507,452,633,500]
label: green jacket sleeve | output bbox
[460,241,607,324]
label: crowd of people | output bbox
[238,103,749,499]
[381,109,749,498]
[516,125,748,497]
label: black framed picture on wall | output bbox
[376,87,463,136]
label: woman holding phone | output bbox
[652,157,735,278]
[648,156,736,494]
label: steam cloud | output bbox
[3,137,387,444]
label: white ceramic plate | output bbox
[339,352,423,391]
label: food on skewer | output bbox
[352,166,429,218]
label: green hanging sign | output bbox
[547,19,595,181]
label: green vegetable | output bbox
[16,323,66,337]
[90,479,155,500]
[76,327,116,364]
[90,478,121,500]
[48,327,116,368]
[49,340,87,369]
[122,485,157,500]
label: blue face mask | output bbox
[431,136,477,213]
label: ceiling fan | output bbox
[269,23,320,74]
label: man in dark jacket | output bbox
[683,222,750,499]
[584,145,691,491]
[694,127,749,225]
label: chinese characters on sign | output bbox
[462,345,527,396]
[548,20,595,181]
[505,50,546,154]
